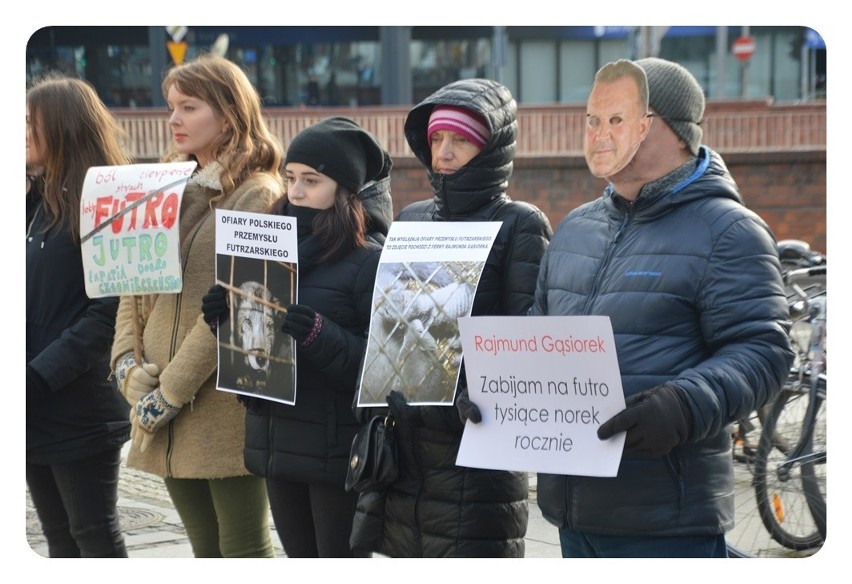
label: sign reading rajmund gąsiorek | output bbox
[456,315,626,477]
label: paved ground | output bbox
[25,443,819,559]
[25,444,561,559]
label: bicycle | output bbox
[753,262,826,550]
[726,240,826,558]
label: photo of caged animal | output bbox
[215,255,297,404]
[358,261,481,407]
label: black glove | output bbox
[281,304,318,344]
[597,383,693,457]
[202,284,229,334]
[386,390,423,427]
[456,387,482,424]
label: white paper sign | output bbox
[456,315,626,477]
[215,209,298,262]
[213,209,299,405]
[79,161,196,298]
[357,221,502,407]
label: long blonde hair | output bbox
[27,74,131,241]
[161,54,283,204]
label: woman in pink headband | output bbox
[352,78,553,558]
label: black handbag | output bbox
[345,413,398,493]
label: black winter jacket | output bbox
[531,148,794,536]
[356,79,551,557]
[243,162,393,485]
[26,183,130,465]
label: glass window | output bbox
[771,29,802,101]
[519,41,556,104]
[410,39,492,102]
[559,41,597,104]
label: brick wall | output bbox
[388,150,827,255]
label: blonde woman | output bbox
[110,54,284,558]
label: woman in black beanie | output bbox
[203,117,393,557]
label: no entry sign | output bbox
[733,36,756,61]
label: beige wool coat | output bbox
[111,163,283,479]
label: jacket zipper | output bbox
[165,210,211,476]
[581,211,631,316]
[566,205,631,527]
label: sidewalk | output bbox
[26,444,562,558]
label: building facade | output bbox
[26,26,826,108]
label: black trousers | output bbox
[26,446,127,557]
[266,477,356,557]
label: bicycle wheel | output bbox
[727,401,801,557]
[753,387,824,550]
[801,375,826,540]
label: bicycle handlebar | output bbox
[784,265,827,286]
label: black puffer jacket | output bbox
[532,148,794,536]
[357,79,552,557]
[243,159,393,485]
[26,182,130,465]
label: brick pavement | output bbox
[26,447,559,558]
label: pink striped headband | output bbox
[427,105,490,148]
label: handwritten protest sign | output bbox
[357,221,501,407]
[79,161,196,299]
[214,209,299,405]
[456,315,626,477]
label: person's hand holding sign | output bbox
[597,383,693,458]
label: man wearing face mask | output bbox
[529,58,793,557]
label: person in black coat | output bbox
[203,117,392,557]
[26,74,132,557]
[352,79,552,557]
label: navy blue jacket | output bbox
[531,147,794,536]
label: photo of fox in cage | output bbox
[358,260,482,407]
[214,253,297,404]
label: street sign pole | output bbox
[733,27,755,98]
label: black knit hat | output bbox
[635,58,705,156]
[285,117,386,193]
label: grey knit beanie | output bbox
[635,57,705,155]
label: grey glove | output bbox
[456,387,482,424]
[131,387,181,453]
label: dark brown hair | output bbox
[27,74,131,241]
[268,186,366,264]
